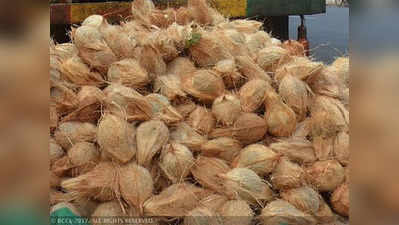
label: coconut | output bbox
[278,75,312,122]
[200,137,242,163]
[217,20,263,34]
[50,138,64,165]
[130,0,155,26]
[150,8,176,28]
[175,100,197,118]
[176,7,194,25]
[187,106,216,135]
[60,55,105,87]
[218,200,254,225]
[52,43,78,62]
[199,194,228,211]
[170,122,207,151]
[214,59,245,89]
[119,163,154,210]
[159,143,194,183]
[184,207,221,225]
[50,189,69,206]
[73,26,117,74]
[246,31,272,55]
[82,15,104,28]
[331,183,349,217]
[305,160,345,192]
[167,57,196,80]
[232,144,280,176]
[271,157,306,190]
[212,30,250,57]
[212,94,241,126]
[103,84,152,121]
[271,38,282,46]
[135,44,167,79]
[260,199,317,225]
[188,0,213,25]
[315,198,335,223]
[264,90,297,137]
[331,57,349,87]
[282,40,305,56]
[50,171,61,188]
[292,118,312,139]
[149,29,180,63]
[91,201,127,225]
[235,55,272,82]
[146,93,184,124]
[307,66,346,99]
[54,121,97,150]
[50,80,79,116]
[270,138,316,164]
[143,183,212,217]
[256,46,291,72]
[191,156,230,193]
[68,142,100,175]
[281,186,321,214]
[219,168,273,205]
[107,59,150,88]
[274,57,324,83]
[136,120,169,167]
[97,114,136,164]
[154,74,187,101]
[51,156,74,177]
[333,131,349,166]
[181,69,225,103]
[239,79,271,113]
[341,88,349,109]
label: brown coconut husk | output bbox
[315,198,336,223]
[51,156,74,177]
[97,114,136,164]
[270,138,316,164]
[305,160,345,192]
[274,57,324,83]
[50,189,70,206]
[187,0,213,25]
[167,57,197,80]
[200,137,242,163]
[82,15,104,28]
[232,144,280,176]
[50,138,64,165]
[307,65,346,99]
[50,171,61,188]
[131,0,155,27]
[52,42,78,62]
[217,20,263,34]
[175,99,197,118]
[214,59,245,89]
[341,87,349,109]
[239,79,271,113]
[119,163,154,210]
[260,199,317,225]
[170,122,207,151]
[165,23,193,51]
[184,207,221,225]
[136,120,169,167]
[292,118,312,139]
[271,157,306,190]
[159,143,194,183]
[212,30,250,57]
[154,74,187,101]
[333,131,349,166]
[191,156,230,194]
[282,40,306,56]
[271,38,282,46]
[181,69,225,103]
[50,79,79,116]
[246,31,272,55]
[331,57,349,87]
[146,93,184,124]
[143,183,212,217]
[107,59,150,88]
[135,44,167,79]
[235,55,272,82]
[331,183,349,217]
[212,94,241,126]
[264,90,297,137]
[149,29,179,63]
[67,142,100,176]
[103,84,153,121]
[187,106,216,135]
[280,186,321,214]
[219,168,273,205]
[91,201,127,225]
[150,8,177,28]
[54,121,97,150]
[256,46,291,72]
[218,200,254,225]
[199,194,228,211]
[278,75,313,122]
[176,7,194,25]
[60,55,105,87]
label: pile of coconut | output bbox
[50,0,349,224]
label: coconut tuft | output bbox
[184,207,221,225]
[275,57,324,83]
[136,120,169,167]
[146,93,184,124]
[280,186,321,214]
[256,46,291,72]
[218,200,254,225]
[68,142,100,176]
[97,114,136,164]
[60,55,105,87]
[187,106,216,135]
[159,143,194,183]
[150,8,177,28]
[232,144,280,176]
[270,138,316,164]
[191,156,230,194]
[333,131,349,166]
[154,74,187,101]
[282,40,306,56]
[271,157,306,190]
[170,122,207,151]
[330,183,349,217]
[214,59,245,89]
[107,59,150,88]
[246,31,272,55]
[212,94,241,126]
[54,121,97,150]
[235,55,272,82]
[305,160,345,192]
[239,79,271,113]
[199,194,228,211]
[176,7,194,25]
[200,137,242,163]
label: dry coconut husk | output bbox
[187,0,213,25]
[170,122,207,151]
[50,138,64,165]
[282,40,306,56]
[333,131,349,166]
[199,194,228,211]
[150,8,177,28]
[136,120,169,167]
[264,90,297,137]
[232,144,280,176]
[191,156,230,193]
[107,58,150,88]
[154,74,187,101]
[82,15,104,28]
[219,168,273,205]
[187,106,216,135]
[119,163,154,210]
[50,171,61,188]
[50,80,79,116]
[130,0,155,27]
[271,38,282,46]
[307,65,346,99]
[143,183,212,217]
[212,30,250,57]
[103,84,152,121]
[175,99,197,118]
[315,198,335,223]
[211,113,268,145]
[274,57,324,83]
[271,157,306,190]
[218,200,254,225]
[52,42,78,62]
[200,137,242,163]
[270,138,317,164]
[212,94,241,126]
[256,46,291,72]
[246,31,272,55]
[51,156,74,177]
[67,142,100,176]
[214,59,245,89]
[91,201,127,225]
[305,160,345,192]
[146,93,183,124]
[278,74,312,122]
[60,55,105,87]
[50,189,69,206]
[135,44,167,79]
[280,186,321,214]
[148,29,179,63]
[331,183,349,217]
[181,69,225,103]
[97,114,136,164]
[184,207,221,225]
[331,57,349,87]
[292,118,312,139]
[260,199,317,225]
[239,79,271,113]
[54,121,97,150]
[73,26,117,74]
[167,57,196,80]
[217,20,263,34]
[176,7,194,25]
[235,55,272,82]
[159,143,194,183]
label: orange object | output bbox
[297,15,310,57]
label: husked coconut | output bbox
[200,137,242,163]
[217,20,263,34]
[187,106,216,135]
[239,79,271,112]
[308,66,346,99]
[333,131,349,166]
[107,59,149,88]
[154,74,186,101]
[91,201,128,225]
[60,55,105,86]
[150,8,177,29]
[68,142,99,175]
[82,15,104,28]
[218,200,254,225]
[331,183,349,217]
[51,156,73,177]
[130,0,155,26]
[331,57,349,87]
[246,31,272,55]
[280,186,321,214]
[188,0,213,25]
[256,46,291,72]
[191,156,230,193]
[282,40,305,56]
[175,99,197,118]
[275,57,324,83]
[182,69,225,103]
[50,80,79,116]
[135,44,167,79]
[235,55,272,82]
[159,143,194,183]
[315,198,335,223]
[54,121,97,150]
[270,138,316,164]
[50,138,64,165]
[271,157,305,190]
[306,160,345,192]
[199,194,228,211]
[176,7,194,25]
[184,207,221,225]
[212,30,250,57]
[170,122,207,151]
[214,59,245,89]
[146,94,183,125]
[292,118,312,139]
[212,94,241,126]
[50,101,59,131]
[167,57,196,80]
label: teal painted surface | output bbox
[247,0,326,16]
